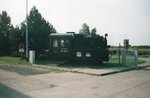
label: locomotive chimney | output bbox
[105,34,108,38]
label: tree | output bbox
[79,23,99,37]
[20,6,56,56]
[9,26,23,53]
[91,28,99,37]
[0,11,11,55]
[79,23,90,37]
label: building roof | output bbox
[49,33,74,38]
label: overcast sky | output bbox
[0,0,150,46]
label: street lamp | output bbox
[26,0,28,58]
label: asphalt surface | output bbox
[0,61,52,75]
[0,60,150,98]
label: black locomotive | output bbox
[49,32,109,63]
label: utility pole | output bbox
[119,43,121,65]
[26,0,28,59]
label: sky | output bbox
[0,0,150,46]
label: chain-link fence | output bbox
[110,48,138,68]
[121,49,138,68]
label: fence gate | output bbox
[121,49,138,68]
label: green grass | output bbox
[35,60,64,65]
[0,56,30,65]
[107,55,145,66]
[106,57,119,65]
[0,56,64,73]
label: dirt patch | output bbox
[0,61,62,75]
[49,84,56,88]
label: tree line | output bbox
[0,6,98,57]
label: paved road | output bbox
[0,63,150,98]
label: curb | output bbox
[100,68,136,76]
[68,68,136,76]
[32,64,150,76]
[100,65,150,76]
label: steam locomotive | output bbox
[49,32,110,63]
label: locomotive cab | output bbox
[49,33,73,60]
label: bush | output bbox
[138,49,150,56]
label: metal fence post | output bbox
[122,49,126,66]
[119,43,121,65]
[134,50,138,68]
